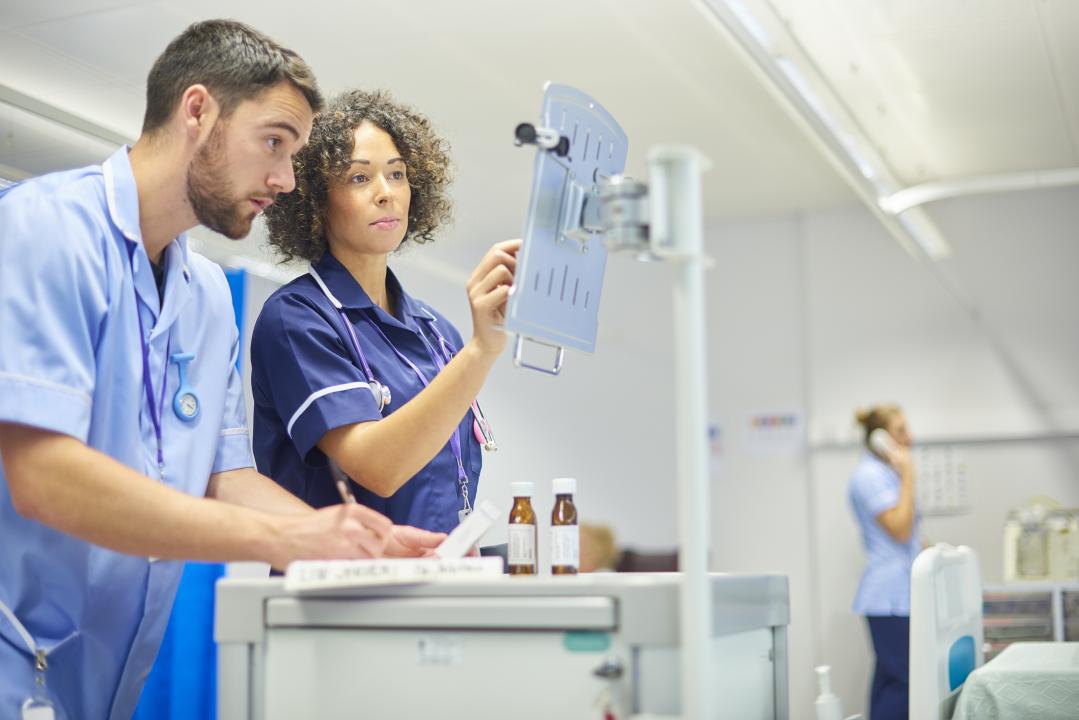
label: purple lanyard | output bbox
[128,245,171,477]
[354,312,468,488]
[340,313,378,381]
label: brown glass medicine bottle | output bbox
[507,482,538,575]
[550,477,579,575]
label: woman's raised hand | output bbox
[466,239,521,357]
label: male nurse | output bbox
[0,20,441,720]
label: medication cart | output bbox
[215,573,789,719]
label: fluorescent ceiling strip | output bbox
[0,83,132,148]
[881,167,1079,215]
[696,0,952,260]
[894,211,951,261]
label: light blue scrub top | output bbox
[849,452,921,616]
[0,147,253,720]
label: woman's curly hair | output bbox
[264,88,452,263]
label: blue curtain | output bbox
[133,563,225,719]
[134,267,247,719]
[224,267,247,372]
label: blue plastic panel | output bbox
[505,83,628,353]
[948,635,976,691]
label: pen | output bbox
[329,461,358,505]
[336,477,357,505]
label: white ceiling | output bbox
[767,0,1079,183]
[1,0,1075,264]
[0,0,852,258]
[0,97,118,179]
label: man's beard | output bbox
[186,125,254,240]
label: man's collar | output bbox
[103,145,190,267]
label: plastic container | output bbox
[982,616,1053,641]
[983,592,1053,616]
[814,665,842,720]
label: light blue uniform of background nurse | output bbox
[849,405,920,720]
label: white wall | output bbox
[705,214,817,712]
[231,185,1079,716]
[391,248,682,555]
[803,187,1079,716]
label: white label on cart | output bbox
[550,525,579,568]
[507,524,536,566]
[417,635,463,665]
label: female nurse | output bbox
[849,404,920,720]
[252,89,518,533]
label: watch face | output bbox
[180,393,198,417]
[370,382,391,411]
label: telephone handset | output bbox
[869,428,901,458]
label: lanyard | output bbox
[340,313,377,382]
[415,314,456,369]
[0,598,52,708]
[357,313,473,516]
[127,245,171,478]
[308,264,480,517]
[416,317,497,451]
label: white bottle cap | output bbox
[510,481,534,497]
[552,477,577,495]
[815,665,832,694]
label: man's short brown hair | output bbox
[141,19,322,134]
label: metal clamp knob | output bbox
[592,657,624,680]
[514,122,570,157]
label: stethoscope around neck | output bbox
[308,266,497,453]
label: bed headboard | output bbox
[909,543,985,720]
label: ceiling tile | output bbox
[1037,0,1079,163]
[767,0,1078,181]
[14,2,198,88]
[0,1,145,32]
[0,29,142,137]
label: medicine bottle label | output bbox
[508,524,536,565]
[550,525,579,568]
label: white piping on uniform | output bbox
[308,266,343,309]
[286,382,372,438]
[0,371,92,407]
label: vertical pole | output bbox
[649,146,711,718]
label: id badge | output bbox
[21,698,55,720]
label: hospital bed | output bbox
[909,543,1079,720]
[909,543,985,719]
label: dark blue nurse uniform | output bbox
[250,251,482,533]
